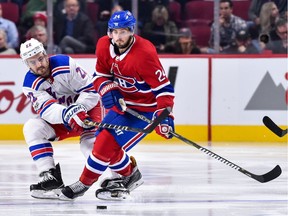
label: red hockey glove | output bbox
[153,108,174,139]
[62,104,94,133]
[99,82,124,113]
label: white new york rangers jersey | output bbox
[22,54,99,124]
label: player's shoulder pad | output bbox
[49,54,70,68]
[96,36,111,52]
[133,35,158,57]
[23,71,45,90]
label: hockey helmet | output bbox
[20,38,46,61]
[108,10,136,32]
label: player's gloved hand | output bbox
[62,104,94,132]
[99,82,124,113]
[153,108,174,139]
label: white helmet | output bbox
[20,38,46,61]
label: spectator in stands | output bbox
[249,2,280,52]
[95,4,123,40]
[165,27,201,54]
[248,0,287,26]
[0,29,16,54]
[221,28,259,54]
[54,0,87,18]
[259,2,280,35]
[33,11,47,27]
[142,5,178,53]
[20,0,46,30]
[19,11,47,47]
[207,0,247,53]
[0,3,19,49]
[54,0,95,54]
[264,17,288,54]
[26,25,62,54]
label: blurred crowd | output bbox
[0,0,286,55]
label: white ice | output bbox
[0,141,286,216]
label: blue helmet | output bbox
[108,10,136,32]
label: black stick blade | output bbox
[263,116,287,137]
[249,165,282,183]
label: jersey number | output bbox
[155,69,166,82]
[76,67,87,79]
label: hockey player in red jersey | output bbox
[20,38,105,199]
[60,10,175,201]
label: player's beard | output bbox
[115,35,133,49]
[33,66,50,78]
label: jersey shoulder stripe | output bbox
[23,71,45,90]
[50,55,70,77]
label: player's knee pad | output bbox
[80,131,96,159]
[23,118,55,146]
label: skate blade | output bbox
[31,188,62,199]
[96,191,132,201]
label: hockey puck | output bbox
[96,205,107,210]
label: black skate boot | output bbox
[95,179,130,201]
[30,163,64,199]
[58,181,89,201]
[96,156,143,200]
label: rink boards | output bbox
[0,55,287,142]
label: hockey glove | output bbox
[99,82,124,113]
[153,108,174,139]
[62,104,94,133]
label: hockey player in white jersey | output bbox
[20,38,105,199]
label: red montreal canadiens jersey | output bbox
[94,35,175,112]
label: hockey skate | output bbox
[30,163,64,199]
[96,156,144,201]
[58,180,89,201]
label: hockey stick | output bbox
[83,107,170,134]
[119,100,282,183]
[263,116,287,137]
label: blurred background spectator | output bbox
[0,0,286,55]
[206,0,247,53]
[54,0,86,18]
[142,4,178,53]
[95,4,123,41]
[221,28,259,54]
[249,2,280,52]
[0,3,19,49]
[264,17,288,54]
[248,0,287,26]
[26,25,62,54]
[0,28,17,54]
[20,0,46,31]
[165,27,200,54]
[33,11,47,27]
[54,0,95,54]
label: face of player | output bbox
[110,28,133,50]
[26,52,50,78]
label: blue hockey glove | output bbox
[99,82,124,112]
[153,108,174,139]
[62,104,94,132]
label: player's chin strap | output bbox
[118,99,282,184]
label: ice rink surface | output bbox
[0,141,287,216]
